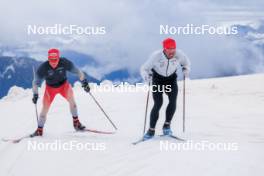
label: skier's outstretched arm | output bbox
[32,68,43,104]
[140,53,157,83]
[69,65,86,81]
[68,63,90,93]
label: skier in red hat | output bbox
[141,38,191,139]
[31,48,90,136]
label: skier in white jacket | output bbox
[141,38,190,139]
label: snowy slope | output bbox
[0,74,264,176]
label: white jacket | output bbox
[141,49,190,80]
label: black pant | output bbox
[149,70,178,129]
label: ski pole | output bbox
[32,66,39,124]
[34,104,39,123]
[88,92,118,130]
[183,75,186,132]
[143,82,151,136]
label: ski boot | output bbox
[73,118,86,131]
[163,123,173,136]
[30,127,43,137]
[143,128,155,140]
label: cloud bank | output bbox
[0,0,264,79]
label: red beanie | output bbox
[48,48,60,59]
[163,38,176,49]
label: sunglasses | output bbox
[48,58,59,63]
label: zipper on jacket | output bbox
[166,59,170,76]
[163,51,170,77]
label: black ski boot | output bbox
[73,118,86,131]
[30,127,43,137]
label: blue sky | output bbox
[0,0,264,79]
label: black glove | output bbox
[81,79,90,92]
[32,94,39,104]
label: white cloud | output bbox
[0,0,264,78]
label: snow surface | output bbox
[0,74,264,176]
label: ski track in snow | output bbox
[0,74,264,176]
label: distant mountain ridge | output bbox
[0,51,133,98]
[1,21,264,98]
